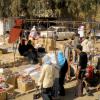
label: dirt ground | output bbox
[0,39,99,64]
[0,36,100,100]
[16,80,100,100]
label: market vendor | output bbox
[26,40,38,64]
[18,39,28,56]
[29,26,40,40]
[18,39,38,64]
[75,45,88,96]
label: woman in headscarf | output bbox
[38,55,56,100]
[29,26,37,40]
[29,26,40,40]
[49,51,60,99]
[57,50,68,96]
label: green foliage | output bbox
[0,0,99,20]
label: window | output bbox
[48,27,55,31]
[57,28,67,32]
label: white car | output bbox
[95,31,100,40]
[40,26,75,40]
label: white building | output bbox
[0,18,14,36]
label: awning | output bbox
[8,28,22,43]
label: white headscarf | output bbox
[31,26,36,31]
[43,55,51,65]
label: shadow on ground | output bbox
[60,85,76,100]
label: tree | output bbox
[10,0,22,17]
[0,0,11,17]
[0,0,99,20]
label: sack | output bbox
[42,94,51,100]
[33,92,41,99]
[85,65,94,79]
[42,88,52,100]
[75,81,83,97]
[33,86,42,99]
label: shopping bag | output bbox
[75,80,83,97]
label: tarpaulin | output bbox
[8,28,22,43]
[15,19,24,27]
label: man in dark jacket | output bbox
[26,40,38,64]
[76,45,88,96]
[18,39,38,64]
[18,39,27,56]
[76,45,88,79]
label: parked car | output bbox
[95,30,100,40]
[40,26,75,40]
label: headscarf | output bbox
[31,26,36,31]
[43,55,51,65]
[57,50,66,67]
[49,52,57,65]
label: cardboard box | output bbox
[0,91,6,100]
[34,38,56,52]
[18,81,35,92]
[6,84,14,93]
[34,38,45,45]
[17,77,35,92]
[0,84,14,100]
[6,75,17,89]
[45,38,54,46]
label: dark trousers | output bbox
[77,70,86,96]
[42,87,52,100]
[59,60,68,95]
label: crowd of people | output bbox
[17,25,100,100]
[18,39,39,64]
[38,44,99,99]
[18,25,45,64]
[37,37,100,100]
